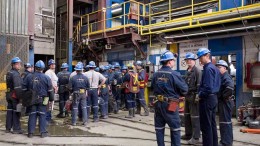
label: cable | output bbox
[232,0,260,49]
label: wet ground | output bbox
[0,103,259,145]
[0,110,103,137]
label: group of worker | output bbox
[5,57,150,138]
[5,47,234,145]
[152,48,234,146]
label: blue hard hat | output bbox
[184,52,196,60]
[11,57,22,64]
[136,60,143,66]
[105,65,110,70]
[48,59,55,66]
[121,65,128,70]
[197,48,210,59]
[74,62,83,70]
[216,60,229,68]
[100,65,105,71]
[111,65,115,70]
[35,60,45,69]
[24,63,33,68]
[85,64,90,69]
[95,67,100,72]
[88,61,96,68]
[114,62,120,68]
[160,51,176,62]
[61,63,69,69]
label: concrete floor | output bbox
[0,106,259,146]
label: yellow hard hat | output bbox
[127,63,134,69]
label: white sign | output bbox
[179,40,208,70]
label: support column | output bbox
[68,0,73,72]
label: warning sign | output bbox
[179,40,208,70]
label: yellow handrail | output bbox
[76,0,260,38]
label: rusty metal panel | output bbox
[0,34,29,82]
[0,0,28,35]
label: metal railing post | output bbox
[169,0,172,20]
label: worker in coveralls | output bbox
[21,63,34,79]
[111,62,121,114]
[69,62,84,120]
[124,63,140,118]
[197,48,221,146]
[45,59,58,124]
[216,60,234,146]
[182,52,202,145]
[135,60,149,116]
[151,51,188,146]
[69,62,83,79]
[23,60,54,138]
[120,65,128,110]
[56,63,71,118]
[5,57,24,134]
[84,61,106,122]
[22,63,34,115]
[69,62,89,126]
[99,65,110,119]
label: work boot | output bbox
[12,129,25,134]
[135,106,141,114]
[56,113,65,118]
[5,129,11,133]
[181,134,192,140]
[41,132,48,138]
[28,133,33,138]
[140,106,149,116]
[187,138,200,145]
[125,108,133,118]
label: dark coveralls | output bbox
[108,71,115,112]
[6,69,23,132]
[69,73,89,125]
[119,72,126,109]
[218,72,234,146]
[151,66,188,146]
[112,70,121,113]
[136,69,147,112]
[22,71,54,135]
[183,66,201,139]
[100,71,110,117]
[123,71,138,109]
[57,70,71,116]
[198,62,221,146]
[22,70,32,114]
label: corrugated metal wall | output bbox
[0,0,29,35]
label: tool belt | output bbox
[101,84,107,88]
[74,89,86,94]
[153,95,179,112]
[155,95,179,102]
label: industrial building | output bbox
[55,0,260,118]
[1,0,260,121]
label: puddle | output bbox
[0,111,104,137]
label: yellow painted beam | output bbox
[0,83,6,91]
[142,13,260,35]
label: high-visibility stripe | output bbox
[170,127,181,131]
[155,127,165,130]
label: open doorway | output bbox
[34,54,54,73]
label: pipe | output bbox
[240,128,260,134]
[164,25,260,38]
